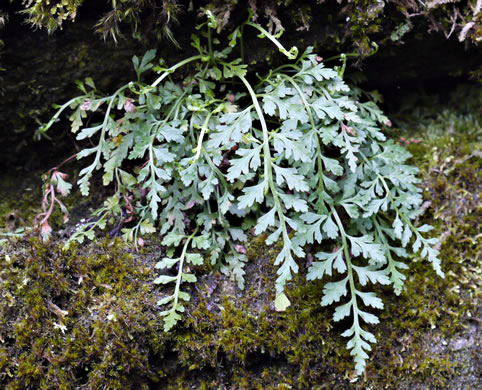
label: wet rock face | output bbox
[359,36,481,114]
[0,15,140,169]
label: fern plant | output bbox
[38,14,443,376]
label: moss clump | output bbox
[0,236,168,389]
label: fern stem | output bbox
[280,74,327,205]
[192,112,213,162]
[237,75,272,191]
[331,207,360,329]
[377,175,417,232]
[171,227,199,314]
[238,74,292,285]
[192,103,225,163]
[38,95,90,137]
[78,85,130,194]
[245,22,297,60]
[373,216,404,294]
[201,149,230,191]
[151,55,203,88]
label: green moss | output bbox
[0,236,167,389]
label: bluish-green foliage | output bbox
[39,16,443,376]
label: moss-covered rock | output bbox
[0,237,169,389]
[0,84,479,388]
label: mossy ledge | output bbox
[0,87,480,388]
